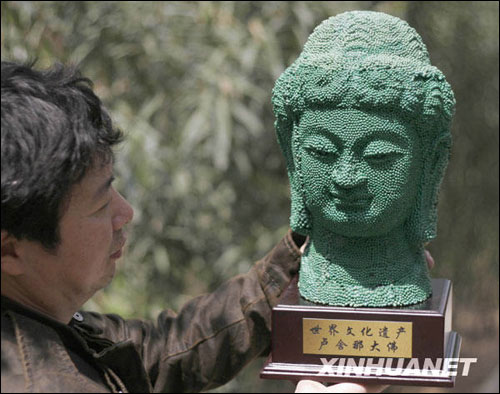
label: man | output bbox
[0,60,304,392]
[1,61,427,392]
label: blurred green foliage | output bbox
[2,2,498,392]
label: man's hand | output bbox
[424,249,435,270]
[299,237,309,254]
[295,380,387,393]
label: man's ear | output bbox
[1,231,25,276]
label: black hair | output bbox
[1,61,124,250]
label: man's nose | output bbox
[112,190,134,231]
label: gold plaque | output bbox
[303,318,412,358]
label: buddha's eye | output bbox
[364,152,402,163]
[363,140,404,166]
[305,145,338,160]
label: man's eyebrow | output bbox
[92,175,115,202]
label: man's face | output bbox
[19,161,134,303]
[298,108,422,238]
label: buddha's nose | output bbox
[332,162,367,189]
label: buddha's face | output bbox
[298,108,422,238]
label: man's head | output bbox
[1,61,134,320]
[273,11,455,244]
[1,61,123,250]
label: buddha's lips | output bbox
[330,193,372,203]
[330,194,373,210]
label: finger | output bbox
[325,383,369,393]
[325,383,388,393]
[424,249,435,270]
[299,236,310,255]
[295,380,388,393]
[295,380,327,392]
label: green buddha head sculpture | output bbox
[273,11,455,307]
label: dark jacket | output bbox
[1,230,304,393]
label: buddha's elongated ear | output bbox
[406,70,455,245]
[273,66,313,236]
[274,112,312,236]
[274,114,295,175]
[421,133,452,242]
[410,132,452,244]
[290,121,313,235]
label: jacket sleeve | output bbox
[80,230,304,392]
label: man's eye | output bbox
[97,201,111,213]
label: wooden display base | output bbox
[260,277,461,387]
